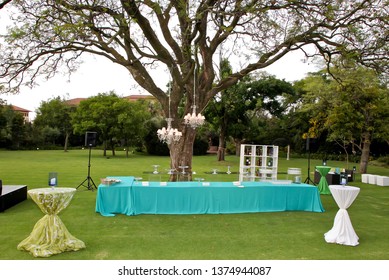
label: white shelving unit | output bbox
[239,144,279,181]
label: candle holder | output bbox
[152,165,160,174]
[178,165,189,181]
[166,168,176,175]
[134,177,143,185]
[194,177,204,186]
[179,165,189,174]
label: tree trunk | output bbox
[103,141,107,157]
[359,132,371,174]
[343,146,349,170]
[169,128,196,181]
[217,115,227,161]
[110,138,116,156]
[217,131,226,161]
[217,145,225,161]
[63,132,69,152]
[234,138,242,156]
[125,138,129,158]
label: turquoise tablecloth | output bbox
[95,177,324,216]
[94,177,135,217]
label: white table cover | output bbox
[324,185,360,246]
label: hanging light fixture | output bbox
[157,117,182,145]
[184,66,205,128]
[157,81,182,144]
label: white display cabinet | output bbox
[239,144,278,181]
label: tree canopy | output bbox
[34,96,75,151]
[300,65,389,173]
[1,0,388,177]
[71,92,151,156]
[205,66,295,159]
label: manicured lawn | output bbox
[0,149,389,259]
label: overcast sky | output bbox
[1,7,319,119]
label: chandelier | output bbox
[157,118,182,145]
[157,81,182,144]
[184,106,205,128]
[184,66,205,128]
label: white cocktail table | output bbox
[324,185,360,246]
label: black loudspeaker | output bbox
[85,132,97,147]
[306,137,318,152]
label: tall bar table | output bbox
[17,188,85,257]
[315,165,332,194]
[324,185,360,246]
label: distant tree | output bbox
[206,70,295,158]
[0,103,9,145]
[300,65,389,173]
[116,99,152,157]
[0,104,26,148]
[40,126,61,145]
[143,117,170,156]
[241,75,296,144]
[71,92,125,156]
[0,103,7,132]
[9,112,25,149]
[34,96,75,151]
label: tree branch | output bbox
[0,0,12,10]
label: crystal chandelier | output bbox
[157,118,182,145]
[184,107,205,128]
[184,66,205,128]
[157,82,182,144]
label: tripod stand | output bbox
[304,150,315,185]
[77,145,97,190]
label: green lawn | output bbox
[1,149,389,260]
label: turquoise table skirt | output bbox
[95,177,324,216]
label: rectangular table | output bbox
[95,177,324,216]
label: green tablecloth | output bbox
[17,188,85,257]
[316,166,332,195]
[95,177,324,216]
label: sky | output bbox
[1,50,318,120]
[0,7,319,120]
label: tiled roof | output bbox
[65,98,87,106]
[64,95,156,106]
[11,105,31,112]
[123,95,156,101]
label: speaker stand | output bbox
[77,146,97,191]
[304,150,315,185]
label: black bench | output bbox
[0,185,27,212]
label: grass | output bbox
[0,149,389,260]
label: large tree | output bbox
[71,92,129,156]
[206,68,295,160]
[34,96,75,151]
[1,1,388,179]
[300,65,389,173]
[116,99,152,157]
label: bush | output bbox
[144,132,170,156]
[193,137,208,155]
[376,156,389,166]
[143,120,170,156]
